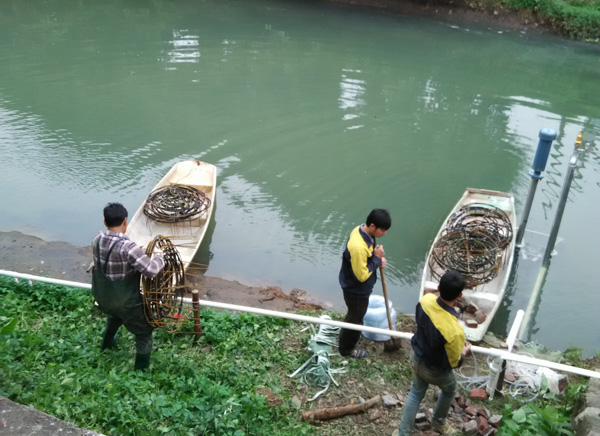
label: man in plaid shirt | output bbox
[92,202,164,370]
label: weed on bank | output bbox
[0,277,315,436]
[0,276,591,435]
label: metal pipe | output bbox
[506,309,525,352]
[515,179,540,245]
[486,309,524,398]
[2,269,599,379]
[516,128,557,246]
[0,269,92,289]
[518,133,583,341]
[541,133,582,268]
[192,299,600,379]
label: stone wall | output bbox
[573,372,600,436]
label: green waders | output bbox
[92,238,153,370]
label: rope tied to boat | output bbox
[429,203,513,288]
[143,184,211,223]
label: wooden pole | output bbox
[301,395,380,421]
[192,289,202,342]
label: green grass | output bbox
[498,0,600,40]
[0,276,592,436]
[0,277,316,436]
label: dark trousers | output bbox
[338,292,370,356]
[102,305,153,355]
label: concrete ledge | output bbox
[0,397,104,436]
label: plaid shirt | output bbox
[92,231,164,281]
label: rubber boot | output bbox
[100,331,118,351]
[134,353,151,370]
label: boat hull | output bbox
[419,188,517,342]
[126,160,217,271]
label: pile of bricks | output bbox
[405,388,503,436]
[453,388,502,436]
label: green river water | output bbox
[1,0,599,355]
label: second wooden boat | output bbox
[419,188,517,342]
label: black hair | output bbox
[438,269,465,301]
[104,202,128,227]
[365,209,391,230]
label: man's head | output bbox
[104,203,128,228]
[438,269,465,302]
[365,209,391,238]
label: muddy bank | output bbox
[0,231,327,313]
[326,0,549,36]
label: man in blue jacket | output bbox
[394,269,471,436]
[338,208,391,359]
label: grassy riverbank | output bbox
[0,277,594,435]
[332,0,600,42]
[472,0,600,40]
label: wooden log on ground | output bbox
[301,395,380,421]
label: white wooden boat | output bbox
[126,160,217,271]
[419,188,516,342]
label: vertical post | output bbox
[487,310,524,399]
[518,132,583,341]
[540,132,583,268]
[515,128,557,246]
[192,289,202,343]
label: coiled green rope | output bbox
[289,315,347,401]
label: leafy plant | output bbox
[498,403,574,435]
[562,346,584,366]
[497,372,588,436]
[0,276,315,436]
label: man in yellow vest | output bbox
[338,209,391,359]
[393,269,471,436]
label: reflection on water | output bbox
[167,31,200,64]
[0,0,599,354]
[339,69,366,130]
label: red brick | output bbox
[464,405,479,416]
[465,303,479,314]
[558,375,569,393]
[463,420,479,436]
[469,388,488,401]
[465,319,479,328]
[475,310,487,324]
[476,415,489,430]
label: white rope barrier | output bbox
[2,269,599,380]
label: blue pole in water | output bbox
[515,128,557,246]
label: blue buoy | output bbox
[531,128,557,179]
